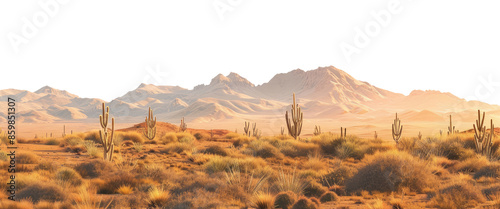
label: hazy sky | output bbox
[1,0,499,105]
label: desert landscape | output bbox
[0,66,500,208]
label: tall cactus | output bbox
[340,127,346,139]
[285,93,303,140]
[99,103,115,161]
[280,127,285,136]
[144,107,157,140]
[418,131,422,140]
[244,121,251,137]
[252,122,261,139]
[180,117,187,132]
[392,113,403,144]
[448,115,456,135]
[314,125,321,136]
[473,110,495,158]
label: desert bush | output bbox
[44,138,60,145]
[274,191,297,209]
[453,156,489,173]
[204,156,267,174]
[98,172,139,194]
[117,185,134,195]
[147,187,171,208]
[83,140,99,158]
[252,192,274,209]
[429,182,486,209]
[34,161,57,172]
[321,164,357,187]
[275,168,308,195]
[17,152,39,164]
[35,200,63,209]
[245,140,284,159]
[279,140,320,158]
[292,196,318,209]
[319,191,338,203]
[345,150,436,193]
[437,139,472,160]
[118,131,145,144]
[140,163,170,182]
[75,160,113,178]
[225,132,240,140]
[84,131,100,143]
[303,180,328,198]
[55,167,83,186]
[474,163,500,179]
[233,136,252,147]
[63,134,84,146]
[160,132,178,144]
[161,142,193,154]
[203,145,229,156]
[303,154,326,172]
[17,182,66,203]
[133,142,143,152]
[335,140,366,160]
[176,132,195,143]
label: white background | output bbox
[1,0,499,105]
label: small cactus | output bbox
[392,113,403,145]
[252,123,262,139]
[448,115,458,135]
[281,127,285,136]
[418,131,422,140]
[474,110,495,158]
[340,127,346,139]
[374,131,378,140]
[244,121,251,137]
[144,107,157,140]
[180,117,187,132]
[314,125,321,136]
[285,93,303,140]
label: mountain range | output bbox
[1,66,499,137]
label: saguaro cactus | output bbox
[374,131,378,140]
[392,113,403,144]
[285,93,303,140]
[244,121,251,137]
[418,131,422,140]
[340,127,346,139]
[314,125,321,136]
[99,103,115,161]
[473,110,495,158]
[252,122,261,139]
[144,107,157,140]
[180,117,187,132]
[63,125,66,137]
[448,115,457,135]
[280,127,285,136]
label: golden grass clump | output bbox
[17,152,40,164]
[204,155,267,174]
[55,167,83,186]
[429,181,486,208]
[251,192,274,209]
[117,131,145,144]
[117,185,134,195]
[147,187,171,208]
[160,132,178,144]
[345,150,437,194]
[274,191,297,209]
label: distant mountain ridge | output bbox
[0,66,498,124]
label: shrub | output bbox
[474,163,500,179]
[345,150,436,193]
[246,140,284,159]
[203,145,229,156]
[75,160,113,178]
[322,164,357,186]
[275,168,308,195]
[84,131,100,143]
[161,142,193,154]
[17,152,39,164]
[133,142,143,152]
[118,132,145,144]
[160,132,178,144]
[147,187,170,208]
[303,180,328,198]
[176,132,195,143]
[274,191,296,209]
[312,133,344,155]
[252,192,274,209]
[44,138,60,145]
[117,185,134,195]
[225,133,240,140]
[204,156,267,174]
[0,199,34,209]
[55,167,83,186]
[437,139,469,160]
[279,140,320,157]
[193,132,204,140]
[233,136,251,147]
[17,182,66,203]
[99,173,139,194]
[292,196,318,209]
[335,140,366,160]
[35,161,57,172]
[430,182,486,208]
[453,156,489,173]
[83,140,99,158]
[319,192,338,203]
[63,134,84,146]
